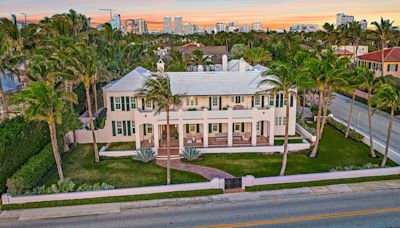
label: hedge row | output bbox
[326,117,364,142]
[0,117,50,192]
[6,144,55,195]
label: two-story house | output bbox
[357,47,400,78]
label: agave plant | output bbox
[181,147,201,161]
[133,147,155,163]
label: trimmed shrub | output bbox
[6,144,55,195]
[133,148,155,163]
[181,147,201,161]
[296,117,316,135]
[330,163,390,172]
[0,117,50,192]
[31,178,114,195]
[327,117,364,142]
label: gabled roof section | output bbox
[358,47,400,62]
[105,67,151,92]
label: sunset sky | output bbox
[0,0,399,30]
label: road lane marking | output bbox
[196,207,400,228]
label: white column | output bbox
[251,121,257,146]
[135,122,141,149]
[269,121,275,145]
[178,123,184,151]
[153,123,159,149]
[203,123,209,148]
[228,122,233,147]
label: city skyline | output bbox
[0,0,399,30]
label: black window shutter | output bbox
[241,123,244,132]
[219,123,222,133]
[232,123,235,132]
[126,97,130,111]
[209,97,212,110]
[280,93,284,107]
[261,96,265,107]
[112,121,116,136]
[261,121,264,135]
[123,121,127,136]
[144,124,147,136]
[127,121,132,136]
[186,124,189,133]
[121,97,125,111]
[290,95,294,107]
[209,124,212,133]
[110,97,115,111]
[275,94,279,107]
[142,98,145,110]
[251,96,254,107]
[219,97,222,110]
[196,124,200,133]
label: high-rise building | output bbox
[125,19,147,34]
[228,22,239,32]
[174,16,183,34]
[207,26,216,34]
[163,16,172,33]
[241,24,250,33]
[252,22,262,32]
[186,23,195,34]
[111,15,121,30]
[216,23,226,33]
[336,13,354,28]
[290,24,319,33]
[360,19,368,30]
[197,24,205,34]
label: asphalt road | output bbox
[329,92,400,153]
[2,189,400,227]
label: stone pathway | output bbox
[156,160,234,180]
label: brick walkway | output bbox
[156,159,234,180]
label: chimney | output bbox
[239,58,246,72]
[222,54,228,71]
[157,59,165,72]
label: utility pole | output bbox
[99,8,114,22]
[20,13,27,28]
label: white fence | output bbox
[296,123,316,143]
[1,178,225,205]
[242,166,400,188]
[331,115,400,164]
[199,141,310,154]
[99,146,138,157]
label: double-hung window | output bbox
[211,123,219,132]
[212,96,219,107]
[130,97,136,109]
[189,124,197,133]
[145,100,152,110]
[232,96,244,104]
[254,96,261,107]
[187,97,198,107]
[234,123,241,132]
[115,97,121,110]
[131,121,135,134]
[116,121,123,135]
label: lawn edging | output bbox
[243,166,400,191]
[1,178,224,205]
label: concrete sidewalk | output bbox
[1,179,400,222]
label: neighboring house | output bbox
[75,61,298,151]
[174,42,228,64]
[357,47,400,78]
[332,45,369,57]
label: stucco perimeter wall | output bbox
[199,141,310,154]
[242,167,400,188]
[1,178,225,205]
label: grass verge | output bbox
[1,189,223,211]
[246,174,400,192]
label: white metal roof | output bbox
[105,67,151,92]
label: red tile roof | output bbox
[335,49,354,56]
[358,47,400,62]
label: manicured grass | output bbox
[42,144,206,188]
[107,141,136,151]
[191,125,396,177]
[274,138,304,145]
[246,175,400,192]
[1,189,223,210]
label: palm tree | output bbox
[13,82,68,180]
[356,66,382,158]
[245,47,272,65]
[259,64,298,176]
[0,34,12,119]
[322,23,337,46]
[189,49,209,67]
[371,18,394,77]
[65,43,100,163]
[347,21,364,58]
[373,78,400,167]
[344,68,364,138]
[138,71,182,184]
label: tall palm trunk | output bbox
[345,92,356,138]
[166,109,171,185]
[367,89,376,158]
[92,82,99,118]
[85,85,100,163]
[381,106,394,167]
[380,39,385,77]
[301,90,306,120]
[310,88,324,158]
[0,80,9,119]
[49,116,64,181]
[280,92,290,176]
[319,87,332,139]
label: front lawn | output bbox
[41,144,206,188]
[107,141,136,151]
[191,125,396,177]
